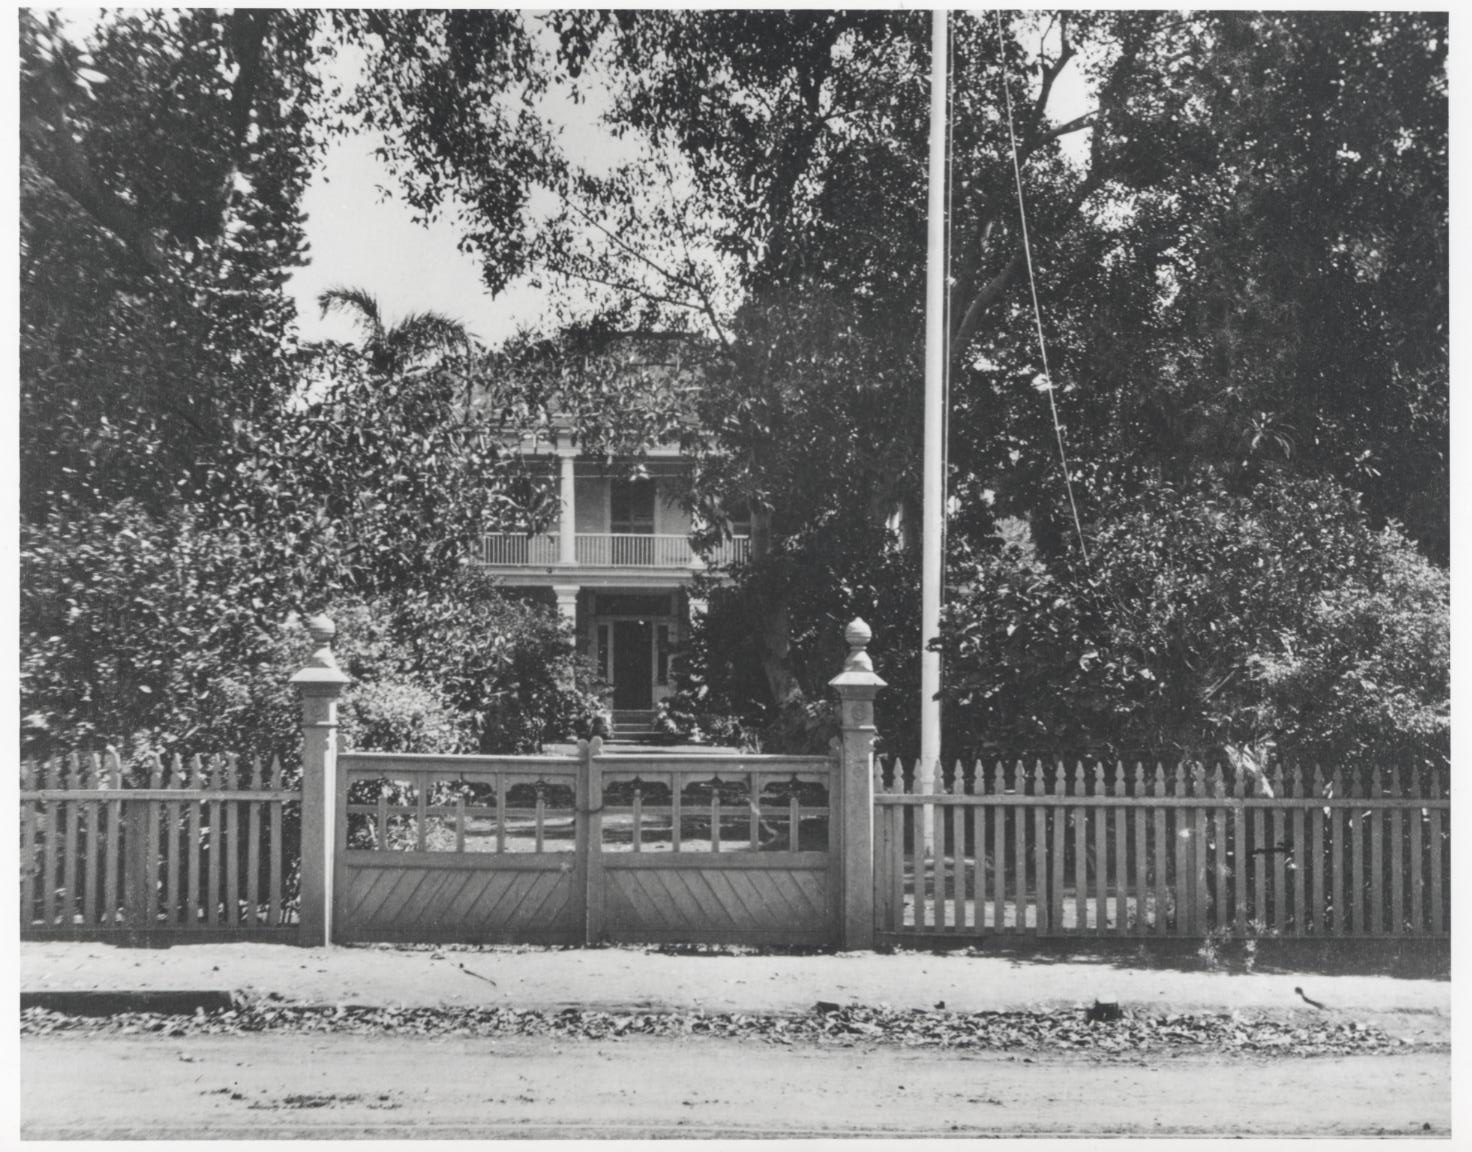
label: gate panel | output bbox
[335,852,581,944]
[604,854,832,945]
[333,748,841,947]
[335,752,584,945]
[594,755,837,947]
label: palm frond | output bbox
[317,286,384,339]
[389,310,473,360]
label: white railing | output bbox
[479,534,751,570]
[577,534,691,567]
[481,534,559,566]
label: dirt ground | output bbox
[19,939,1454,1138]
[21,1032,1450,1139]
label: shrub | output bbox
[938,474,1450,772]
[21,505,602,759]
[339,680,470,755]
[20,501,303,759]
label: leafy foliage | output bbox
[937,475,1448,770]
[338,10,1446,749]
[21,10,1449,768]
[20,501,304,758]
[20,502,603,759]
[20,9,322,519]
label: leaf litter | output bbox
[21,1001,1422,1058]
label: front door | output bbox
[612,620,654,709]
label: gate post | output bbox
[291,615,350,947]
[829,618,886,950]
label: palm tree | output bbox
[317,286,473,378]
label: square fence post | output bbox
[829,618,886,950]
[291,615,350,947]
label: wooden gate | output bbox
[333,741,837,946]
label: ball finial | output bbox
[306,615,336,646]
[843,618,874,672]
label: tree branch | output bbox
[951,249,1026,357]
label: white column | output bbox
[558,452,576,565]
[552,584,579,628]
[552,584,580,690]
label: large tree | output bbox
[331,11,1436,720]
[329,10,1447,746]
[27,10,1443,756]
[20,9,323,518]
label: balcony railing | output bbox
[479,533,750,570]
[481,533,559,566]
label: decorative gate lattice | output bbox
[334,741,836,946]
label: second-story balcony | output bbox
[480,533,751,571]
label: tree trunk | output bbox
[746,507,805,709]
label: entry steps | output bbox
[610,709,660,744]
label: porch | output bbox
[479,532,750,571]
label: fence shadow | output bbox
[896,936,1451,980]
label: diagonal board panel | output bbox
[337,864,578,943]
[605,866,830,944]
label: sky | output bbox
[285,132,556,349]
[284,24,625,350]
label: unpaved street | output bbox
[23,1032,1448,1139]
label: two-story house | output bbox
[477,423,749,741]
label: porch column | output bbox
[829,618,886,951]
[290,614,351,948]
[552,584,580,628]
[558,451,577,565]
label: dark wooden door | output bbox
[612,620,653,709]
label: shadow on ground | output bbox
[887,937,1451,980]
[361,937,1449,980]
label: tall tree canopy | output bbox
[20,8,323,518]
[21,9,1447,761]
[336,9,1447,744]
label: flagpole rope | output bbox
[992,10,1090,565]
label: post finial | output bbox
[306,614,336,647]
[843,617,873,673]
[290,612,350,688]
[830,617,884,690]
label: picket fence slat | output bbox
[40,763,58,926]
[1408,766,1424,934]
[1388,766,1404,937]
[906,798,920,929]
[1114,764,1129,936]
[1369,768,1384,936]
[1429,774,1444,934]
[1012,764,1027,932]
[971,799,985,930]
[994,766,1005,929]
[953,789,966,932]
[1331,766,1346,935]
[165,758,182,926]
[270,757,285,928]
[21,792,36,926]
[1033,764,1049,934]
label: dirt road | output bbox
[22,1032,1448,1138]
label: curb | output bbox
[21,990,244,1016]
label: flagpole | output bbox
[920,6,947,854]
